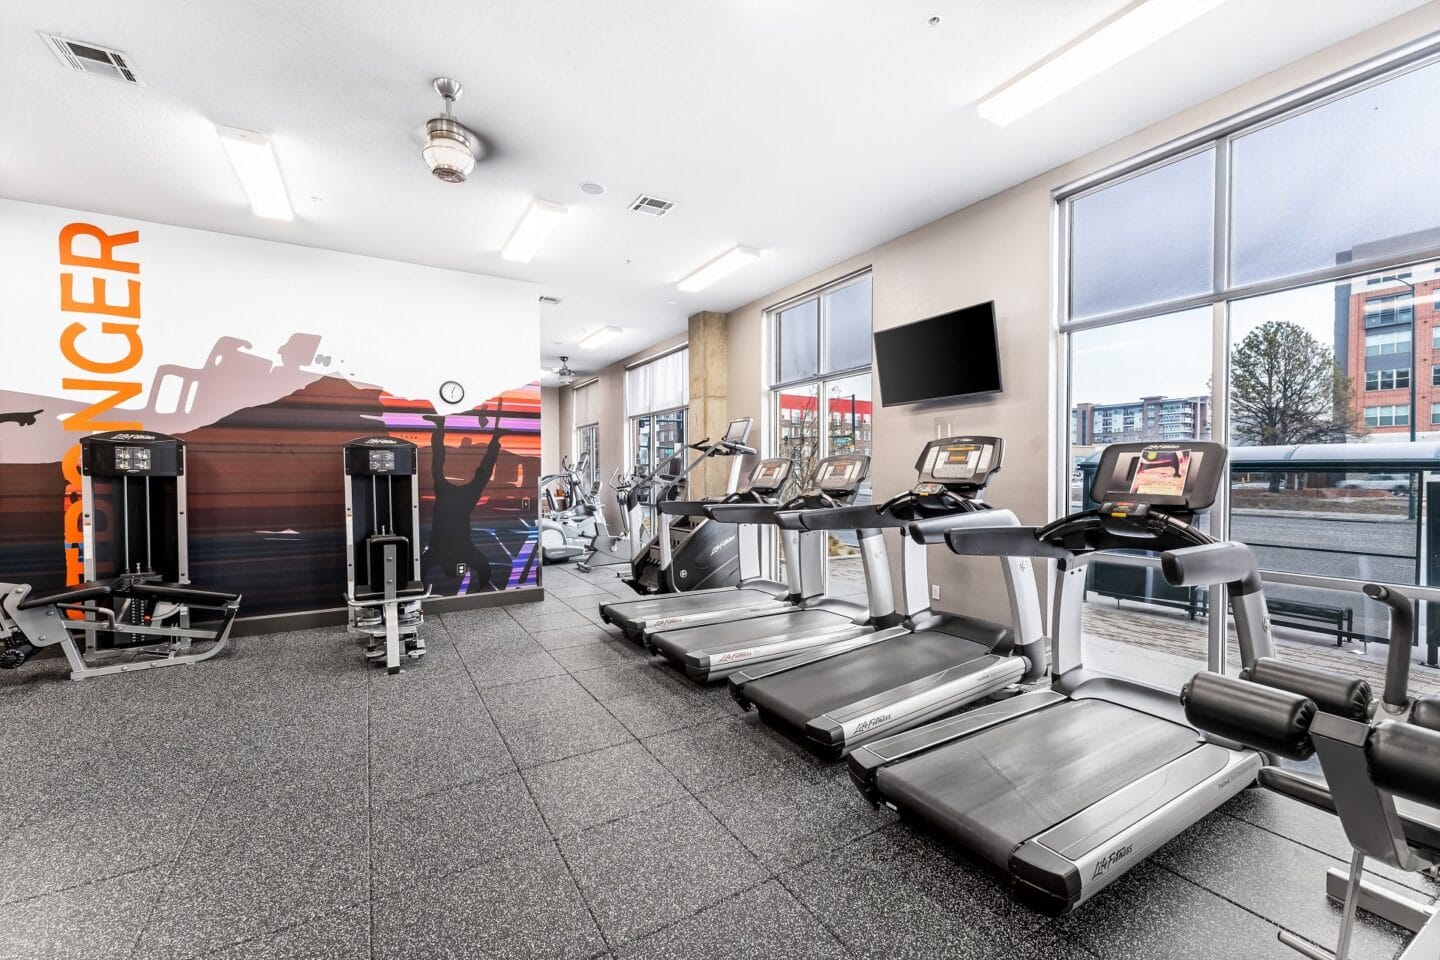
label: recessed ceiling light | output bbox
[977,0,1228,126]
[580,181,606,196]
[216,126,293,221]
[677,246,760,292]
[578,326,622,349]
[502,199,567,263]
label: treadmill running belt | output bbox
[747,631,990,731]
[876,699,1201,869]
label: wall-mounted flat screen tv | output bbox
[873,301,1002,406]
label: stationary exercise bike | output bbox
[0,431,241,680]
[343,436,430,674]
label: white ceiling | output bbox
[1,0,1430,384]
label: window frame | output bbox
[1055,35,1440,673]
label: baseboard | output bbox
[231,587,545,637]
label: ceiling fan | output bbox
[547,356,578,385]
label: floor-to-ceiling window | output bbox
[768,272,873,591]
[1059,40,1440,697]
[571,380,600,493]
[625,348,689,539]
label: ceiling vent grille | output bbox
[538,295,563,305]
[629,195,675,217]
[40,33,143,85]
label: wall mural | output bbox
[0,200,541,618]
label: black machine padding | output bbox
[1368,721,1440,807]
[1244,658,1371,721]
[16,582,112,610]
[1411,696,1440,733]
[1181,672,1316,762]
[128,581,240,604]
[875,700,1200,870]
[1160,542,1262,594]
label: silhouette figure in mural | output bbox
[422,400,510,591]
[0,410,41,428]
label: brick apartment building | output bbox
[1337,264,1440,437]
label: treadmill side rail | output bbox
[729,626,909,696]
[812,654,1027,751]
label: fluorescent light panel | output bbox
[977,0,1228,126]
[216,125,293,221]
[677,245,760,292]
[578,325,622,349]
[503,199,568,262]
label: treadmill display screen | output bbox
[1127,447,1194,498]
[724,419,751,442]
[816,457,860,490]
[924,439,997,483]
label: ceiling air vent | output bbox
[39,33,144,85]
[538,295,563,306]
[629,194,675,217]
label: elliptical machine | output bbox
[344,436,430,674]
[575,467,635,573]
[0,431,241,680]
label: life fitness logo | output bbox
[54,222,146,598]
[709,535,736,558]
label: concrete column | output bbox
[688,311,731,498]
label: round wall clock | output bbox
[439,380,465,405]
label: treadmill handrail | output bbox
[706,502,783,525]
[778,502,894,532]
[939,523,1070,559]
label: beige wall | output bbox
[556,332,690,528]
[540,386,560,476]
[725,4,1440,627]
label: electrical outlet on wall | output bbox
[931,584,941,601]
[933,417,953,439]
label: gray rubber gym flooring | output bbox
[0,561,1434,959]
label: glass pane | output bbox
[1231,60,1440,286]
[778,298,820,383]
[1071,309,1214,675]
[823,373,873,599]
[774,383,819,585]
[824,276,872,373]
[1228,264,1440,697]
[1070,150,1215,320]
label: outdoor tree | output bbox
[1230,320,1366,449]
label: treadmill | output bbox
[848,441,1279,914]
[730,436,1049,758]
[599,453,796,643]
[647,452,874,681]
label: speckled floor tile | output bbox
[131,804,369,960]
[369,710,516,802]
[616,879,848,959]
[456,636,569,688]
[560,797,769,946]
[371,773,551,890]
[197,902,370,959]
[0,866,168,960]
[529,623,619,650]
[644,715,794,794]
[781,825,1048,959]
[371,841,603,960]
[524,742,688,835]
[1153,812,1412,959]
[551,637,647,672]
[518,607,594,633]
[603,682,731,739]
[573,662,680,703]
[698,762,893,869]
[1056,861,1296,960]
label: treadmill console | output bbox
[810,454,870,495]
[1089,441,1225,513]
[915,436,1002,491]
[723,418,753,443]
[745,457,793,496]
